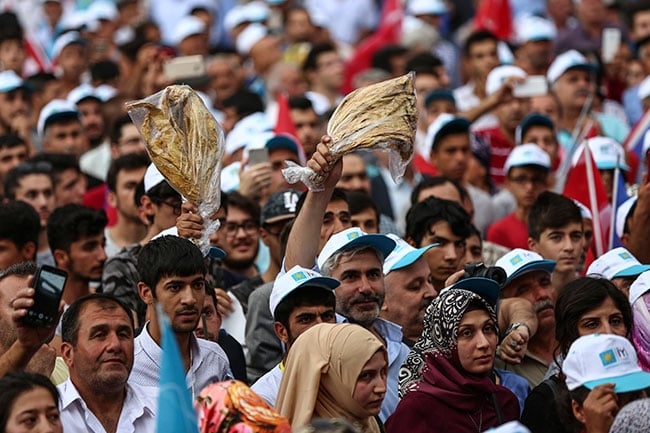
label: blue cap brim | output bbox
[296,276,340,291]
[451,277,501,307]
[505,260,556,285]
[389,244,438,272]
[595,162,630,172]
[208,246,226,259]
[344,234,397,261]
[584,371,650,393]
[613,264,650,278]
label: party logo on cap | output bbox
[600,349,617,366]
[619,252,631,260]
[347,232,360,240]
[510,255,523,265]
[291,271,307,282]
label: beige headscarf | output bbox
[276,323,386,433]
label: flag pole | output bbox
[609,156,621,251]
[584,143,604,256]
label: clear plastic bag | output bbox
[282,72,417,191]
[126,85,224,256]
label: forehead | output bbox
[523,125,554,138]
[342,154,365,170]
[541,221,583,235]
[559,68,592,82]
[326,199,349,214]
[437,133,470,150]
[0,274,29,297]
[17,173,52,188]
[78,301,131,326]
[335,248,382,271]
[116,166,146,183]
[158,272,205,286]
[508,165,547,177]
[505,269,550,288]
[468,39,497,55]
[226,205,253,220]
[428,220,460,239]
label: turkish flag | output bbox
[474,0,513,41]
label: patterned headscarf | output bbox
[398,288,498,398]
[608,398,650,433]
[195,380,291,433]
[632,292,650,371]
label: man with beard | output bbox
[495,248,557,388]
[58,293,157,433]
[474,65,530,188]
[0,71,31,147]
[284,137,409,421]
[252,266,337,405]
[132,236,230,396]
[104,154,148,258]
[380,235,437,347]
[513,15,557,76]
[47,204,108,307]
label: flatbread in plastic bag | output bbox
[283,72,417,191]
[126,85,224,256]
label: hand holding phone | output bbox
[513,76,548,98]
[21,265,67,328]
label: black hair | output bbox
[302,43,337,72]
[410,176,461,205]
[623,200,638,235]
[0,202,40,252]
[463,30,499,57]
[28,153,80,186]
[3,161,53,200]
[347,190,379,223]
[0,372,59,432]
[0,134,27,151]
[146,180,181,203]
[432,121,470,152]
[61,293,134,345]
[47,204,108,253]
[554,277,632,360]
[406,53,444,72]
[273,285,336,325]
[206,284,218,310]
[110,114,135,145]
[222,90,265,118]
[288,96,314,111]
[24,72,57,93]
[371,44,408,74]
[0,11,23,42]
[106,153,150,192]
[405,196,472,246]
[295,188,348,216]
[528,191,582,240]
[90,60,120,83]
[0,261,37,282]
[227,191,261,227]
[137,235,206,295]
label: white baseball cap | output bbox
[424,113,471,156]
[269,265,339,317]
[88,0,118,21]
[573,199,593,220]
[629,270,650,305]
[638,76,650,101]
[564,334,650,392]
[383,233,437,274]
[407,0,447,16]
[495,248,556,286]
[67,84,104,105]
[317,227,396,271]
[37,99,79,138]
[547,49,595,83]
[504,143,551,173]
[172,15,206,45]
[236,23,268,55]
[587,247,650,281]
[52,31,85,59]
[486,65,527,96]
[0,70,28,93]
[224,6,247,32]
[514,15,557,45]
[586,136,630,171]
[144,163,165,193]
[616,196,636,238]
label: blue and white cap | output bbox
[515,15,557,45]
[495,248,555,286]
[317,227,396,271]
[587,247,650,281]
[547,49,596,83]
[0,70,28,94]
[382,233,437,274]
[269,265,339,317]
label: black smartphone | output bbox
[22,265,67,327]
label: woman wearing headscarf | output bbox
[386,287,519,433]
[276,323,388,433]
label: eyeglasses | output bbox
[223,220,258,237]
[159,199,182,216]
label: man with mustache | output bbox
[131,235,230,397]
[495,248,558,388]
[58,293,157,433]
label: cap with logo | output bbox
[445,277,502,307]
[547,49,596,84]
[317,227,396,271]
[616,196,637,239]
[585,136,630,172]
[424,113,471,156]
[382,233,437,274]
[495,248,556,286]
[269,265,339,317]
[486,65,527,96]
[261,189,299,225]
[37,99,80,138]
[564,333,650,392]
[587,247,650,281]
[504,143,551,173]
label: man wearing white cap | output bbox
[487,144,551,250]
[513,15,557,76]
[380,234,437,345]
[563,334,650,433]
[0,70,31,146]
[587,247,650,297]
[495,248,557,387]
[616,196,637,249]
[474,65,530,187]
[549,50,629,150]
[52,31,88,96]
[583,136,630,201]
[38,99,88,157]
[173,15,209,57]
[236,23,282,95]
[251,265,338,406]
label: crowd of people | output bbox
[4,0,650,432]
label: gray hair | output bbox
[0,262,37,283]
[320,245,385,277]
